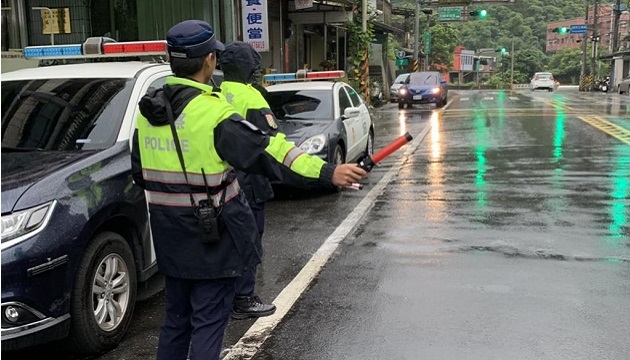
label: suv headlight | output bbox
[299,134,327,154]
[1,201,56,249]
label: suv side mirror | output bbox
[342,107,360,119]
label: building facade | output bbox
[546,5,630,54]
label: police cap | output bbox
[167,20,225,59]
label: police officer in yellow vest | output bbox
[130,20,367,360]
[219,41,278,320]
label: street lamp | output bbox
[32,6,54,45]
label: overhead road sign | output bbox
[569,24,587,34]
[438,7,463,21]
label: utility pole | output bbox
[590,0,600,79]
[414,1,420,72]
[580,0,590,91]
[424,10,430,71]
[362,0,367,31]
[610,0,622,89]
[510,37,515,90]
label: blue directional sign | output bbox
[396,50,406,60]
[570,24,587,34]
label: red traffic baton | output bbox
[358,132,413,172]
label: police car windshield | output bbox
[1,78,135,151]
[266,90,333,121]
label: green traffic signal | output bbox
[551,26,569,35]
[469,9,488,19]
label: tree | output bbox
[426,23,459,71]
[512,48,549,78]
[547,48,581,84]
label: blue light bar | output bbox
[264,73,297,82]
[23,45,83,59]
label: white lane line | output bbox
[483,97,494,101]
[460,97,470,101]
[509,96,519,101]
[223,112,435,360]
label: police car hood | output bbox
[1,151,95,212]
[219,42,259,84]
[138,85,200,127]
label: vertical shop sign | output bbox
[242,0,269,52]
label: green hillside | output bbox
[390,0,613,82]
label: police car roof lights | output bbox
[22,37,168,60]
[264,70,345,83]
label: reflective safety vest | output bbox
[220,81,275,127]
[136,76,239,208]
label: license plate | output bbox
[413,95,422,100]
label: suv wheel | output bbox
[66,231,137,354]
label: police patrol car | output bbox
[264,70,375,166]
[0,38,199,353]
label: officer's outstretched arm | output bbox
[215,114,366,188]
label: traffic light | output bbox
[469,9,488,18]
[496,47,506,55]
[551,26,568,34]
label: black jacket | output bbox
[220,42,275,206]
[131,80,335,279]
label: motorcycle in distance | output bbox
[370,80,384,107]
[595,77,610,92]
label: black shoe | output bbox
[231,295,276,320]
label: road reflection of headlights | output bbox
[1,201,56,249]
[399,88,407,95]
[299,134,326,154]
[432,87,441,94]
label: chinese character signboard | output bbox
[242,0,269,52]
[438,7,462,21]
[569,24,587,34]
[41,8,71,35]
[295,0,313,10]
[424,32,431,55]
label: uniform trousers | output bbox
[234,202,265,296]
[157,276,236,360]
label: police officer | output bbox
[219,41,277,320]
[130,20,367,360]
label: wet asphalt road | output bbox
[6,88,629,359]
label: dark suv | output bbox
[0,62,178,353]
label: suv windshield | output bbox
[1,78,135,151]
[267,89,333,121]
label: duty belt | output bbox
[145,179,241,208]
